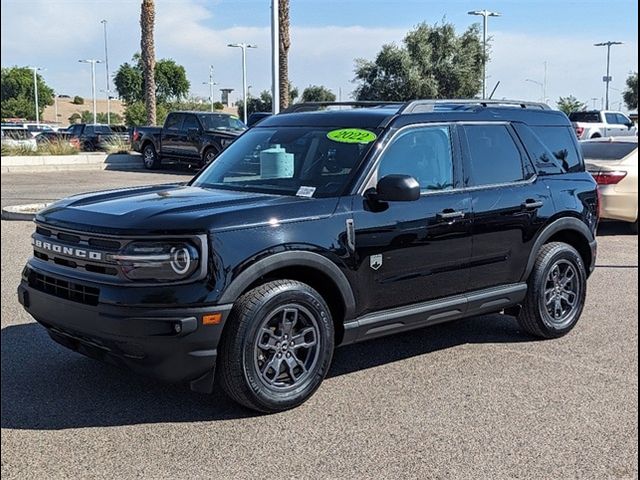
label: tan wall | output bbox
[42,97,126,125]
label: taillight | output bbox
[592,171,627,185]
[575,126,584,138]
[132,129,140,142]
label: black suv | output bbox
[18,100,599,412]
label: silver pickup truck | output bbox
[569,110,637,140]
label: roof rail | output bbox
[282,101,402,113]
[400,99,552,113]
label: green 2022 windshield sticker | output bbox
[327,128,377,144]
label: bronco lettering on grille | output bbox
[33,238,103,261]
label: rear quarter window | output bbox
[530,126,583,173]
[569,112,600,123]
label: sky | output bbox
[1,0,638,111]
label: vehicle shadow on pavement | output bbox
[597,221,636,237]
[1,314,530,430]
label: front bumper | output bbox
[18,269,232,394]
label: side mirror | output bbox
[626,122,635,129]
[371,174,420,202]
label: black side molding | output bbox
[341,283,527,345]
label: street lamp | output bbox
[79,59,103,124]
[227,43,257,122]
[468,9,501,99]
[202,65,218,112]
[26,66,44,125]
[525,78,544,102]
[100,20,111,124]
[594,41,623,110]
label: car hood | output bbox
[37,184,337,235]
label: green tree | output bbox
[141,0,157,125]
[557,95,586,115]
[237,90,273,121]
[1,67,54,119]
[114,55,189,105]
[353,22,484,101]
[123,101,169,126]
[301,85,337,102]
[72,96,84,105]
[623,72,638,110]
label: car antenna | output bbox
[488,81,500,99]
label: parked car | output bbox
[569,110,637,140]
[582,136,638,233]
[131,111,247,169]
[35,131,81,150]
[18,99,599,413]
[247,112,272,127]
[1,127,37,151]
[66,123,129,151]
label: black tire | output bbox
[202,147,219,167]
[590,133,601,139]
[518,242,587,339]
[142,143,160,170]
[83,141,94,152]
[218,280,334,413]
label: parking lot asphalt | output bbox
[1,170,638,479]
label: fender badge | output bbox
[370,254,383,271]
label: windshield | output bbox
[192,126,379,197]
[198,114,246,132]
[581,141,637,161]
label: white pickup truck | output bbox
[569,110,637,140]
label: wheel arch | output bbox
[218,251,357,344]
[522,217,595,281]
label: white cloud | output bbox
[2,0,637,111]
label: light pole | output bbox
[228,43,257,122]
[202,65,218,112]
[26,66,43,125]
[468,9,501,99]
[271,0,279,114]
[525,78,544,102]
[79,59,102,124]
[100,20,111,124]
[594,41,623,110]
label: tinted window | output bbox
[464,125,524,186]
[84,126,95,134]
[198,113,246,132]
[165,114,183,130]
[512,124,564,175]
[530,126,583,172]
[95,125,112,134]
[182,115,199,131]
[378,126,454,192]
[569,112,600,123]
[581,141,637,161]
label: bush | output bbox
[39,138,80,155]
[103,136,130,154]
[72,96,84,105]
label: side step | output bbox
[342,283,527,345]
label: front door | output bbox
[351,124,473,314]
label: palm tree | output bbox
[278,0,290,110]
[140,0,156,125]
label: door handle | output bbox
[437,209,465,221]
[522,199,544,210]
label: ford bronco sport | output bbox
[18,100,599,412]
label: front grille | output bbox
[29,271,100,306]
[32,223,123,277]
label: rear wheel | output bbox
[83,141,94,152]
[142,143,160,170]
[517,242,587,339]
[218,280,334,413]
[202,147,219,167]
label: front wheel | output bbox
[218,280,334,413]
[202,147,219,167]
[517,242,587,339]
[142,143,160,170]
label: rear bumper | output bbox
[598,186,638,223]
[17,276,232,393]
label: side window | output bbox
[377,126,454,192]
[165,114,183,131]
[605,113,619,124]
[84,125,94,135]
[531,126,583,173]
[182,115,199,131]
[463,124,525,186]
[512,123,563,175]
[617,114,631,125]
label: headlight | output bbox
[109,241,200,282]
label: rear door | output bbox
[460,123,552,290]
[161,113,184,157]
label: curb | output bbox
[1,203,50,221]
